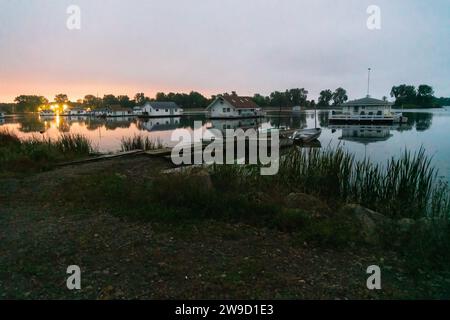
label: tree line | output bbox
[390,84,448,108]
[7,85,449,113]
[252,87,348,108]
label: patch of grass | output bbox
[120,134,164,151]
[0,130,94,174]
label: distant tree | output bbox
[331,87,348,106]
[390,84,416,106]
[318,90,333,107]
[188,91,209,108]
[54,94,69,104]
[83,95,102,109]
[14,95,48,112]
[252,93,269,106]
[134,93,147,106]
[102,94,119,107]
[288,88,308,106]
[155,92,167,101]
[417,84,434,107]
[117,95,134,108]
[269,91,289,107]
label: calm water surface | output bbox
[1,108,450,181]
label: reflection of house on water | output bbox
[137,117,181,132]
[330,124,395,144]
[209,119,259,132]
[104,117,135,130]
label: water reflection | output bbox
[329,124,394,144]
[1,109,449,181]
[137,117,181,132]
[404,112,433,131]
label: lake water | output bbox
[1,108,450,181]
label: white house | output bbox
[68,107,89,116]
[140,102,183,117]
[133,106,145,116]
[206,95,264,119]
[106,106,133,117]
[329,96,406,123]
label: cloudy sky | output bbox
[0,0,449,102]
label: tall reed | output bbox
[278,146,450,219]
[120,134,164,151]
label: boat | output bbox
[290,128,322,143]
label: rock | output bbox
[284,193,331,218]
[339,204,391,245]
[397,218,416,233]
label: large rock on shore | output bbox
[284,193,331,218]
[339,204,392,245]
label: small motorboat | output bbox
[290,128,322,143]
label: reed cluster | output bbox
[120,134,164,151]
[0,130,93,172]
[282,147,450,219]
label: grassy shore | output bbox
[0,130,93,175]
[0,132,449,299]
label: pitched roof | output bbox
[147,101,180,109]
[342,96,392,107]
[220,95,260,109]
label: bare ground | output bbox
[0,156,448,299]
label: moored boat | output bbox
[290,128,322,143]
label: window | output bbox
[165,109,168,112]
[156,109,159,112]
[223,108,227,112]
[227,108,231,112]
[175,109,178,112]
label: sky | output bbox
[0,0,449,103]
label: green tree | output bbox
[288,88,308,106]
[417,85,434,107]
[14,95,48,112]
[134,93,147,106]
[118,95,134,108]
[252,93,269,106]
[54,94,69,104]
[318,90,333,107]
[83,95,102,109]
[102,94,119,107]
[332,87,348,106]
[390,85,416,106]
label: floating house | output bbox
[105,106,133,117]
[68,107,89,116]
[133,106,145,116]
[140,102,183,117]
[39,109,55,117]
[329,96,407,124]
[206,95,265,119]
